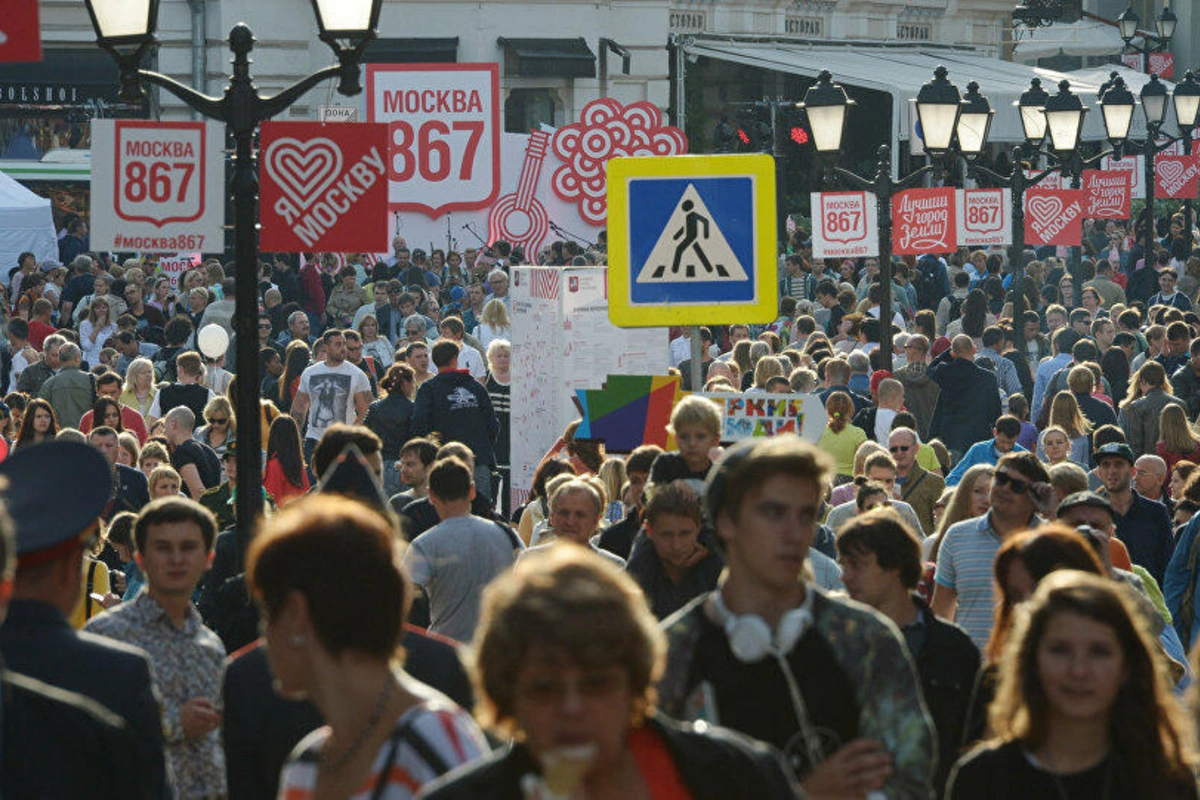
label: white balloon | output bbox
[197,324,230,359]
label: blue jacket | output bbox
[1165,515,1200,647]
[945,440,1028,486]
[411,369,499,467]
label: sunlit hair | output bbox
[824,391,854,434]
[986,526,1103,664]
[1158,403,1200,456]
[928,464,994,562]
[989,570,1196,794]
[467,545,665,734]
[1048,391,1092,439]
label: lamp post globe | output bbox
[957,81,994,156]
[1172,71,1200,133]
[1117,5,1140,43]
[914,65,963,155]
[800,70,855,155]
[1017,77,1050,148]
[1156,5,1177,43]
[1099,76,1136,147]
[1043,80,1087,156]
[1141,73,1169,130]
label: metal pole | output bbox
[227,33,264,532]
[1009,145,1028,359]
[875,145,894,372]
[1144,130,1158,268]
[689,326,703,392]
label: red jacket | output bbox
[78,404,150,444]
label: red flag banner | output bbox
[259,122,390,252]
[1083,170,1131,219]
[1024,189,1084,246]
[892,187,956,255]
[0,0,40,63]
[1154,154,1200,199]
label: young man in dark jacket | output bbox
[837,507,979,794]
[410,339,499,502]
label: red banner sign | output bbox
[1154,154,1200,199]
[259,122,389,252]
[0,0,40,63]
[1083,169,1131,218]
[892,187,956,254]
[1025,188,1084,246]
[1149,52,1175,78]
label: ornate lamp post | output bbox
[802,66,965,370]
[84,0,382,533]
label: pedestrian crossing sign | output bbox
[607,154,777,327]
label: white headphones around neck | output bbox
[706,592,813,664]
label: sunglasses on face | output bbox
[889,445,911,453]
[209,417,228,425]
[993,470,1030,494]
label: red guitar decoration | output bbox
[487,130,551,260]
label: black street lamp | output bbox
[1132,71,1200,266]
[1117,2,1177,73]
[85,0,382,534]
[801,66,965,371]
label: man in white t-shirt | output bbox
[437,316,486,380]
[290,328,373,461]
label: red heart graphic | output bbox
[1028,195,1064,228]
[264,137,343,212]
[1160,161,1185,185]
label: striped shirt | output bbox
[934,513,1002,650]
[278,700,489,799]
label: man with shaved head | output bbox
[929,334,1001,461]
[1134,454,1170,509]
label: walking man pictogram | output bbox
[653,200,730,279]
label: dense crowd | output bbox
[6,202,1200,799]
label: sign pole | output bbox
[690,325,703,391]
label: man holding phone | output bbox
[87,497,227,799]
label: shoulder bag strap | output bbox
[85,559,99,619]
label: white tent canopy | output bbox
[683,38,1154,162]
[1011,19,1126,59]
[0,170,57,272]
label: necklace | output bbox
[321,673,396,773]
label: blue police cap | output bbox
[0,440,113,564]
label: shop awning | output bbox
[364,38,459,64]
[498,38,596,78]
[683,37,1153,148]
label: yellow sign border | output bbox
[607,154,777,328]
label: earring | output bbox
[288,633,306,648]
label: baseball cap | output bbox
[1057,491,1116,517]
[1094,442,1135,464]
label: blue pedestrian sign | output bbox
[607,154,776,327]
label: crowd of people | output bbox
[6,202,1200,798]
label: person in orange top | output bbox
[262,414,309,506]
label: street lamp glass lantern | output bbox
[800,70,855,154]
[1156,6,1178,42]
[1098,77,1136,145]
[1173,71,1200,131]
[1043,80,1086,154]
[85,0,158,47]
[1016,77,1050,147]
[1117,5,1140,42]
[311,0,382,39]
[1141,73,1169,127]
[956,81,993,156]
[914,65,963,154]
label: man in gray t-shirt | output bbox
[401,457,520,642]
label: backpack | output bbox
[915,263,944,311]
[206,530,259,653]
[945,294,964,324]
